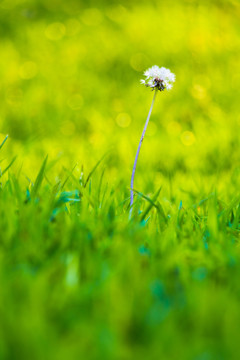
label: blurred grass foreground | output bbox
[0,0,240,359]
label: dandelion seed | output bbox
[140,65,175,92]
[129,65,175,218]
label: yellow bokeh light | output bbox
[105,5,127,23]
[146,121,157,136]
[81,8,103,26]
[180,131,196,146]
[45,22,66,41]
[65,19,81,36]
[167,121,182,135]
[191,84,207,100]
[116,113,131,128]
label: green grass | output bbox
[1,0,240,358]
[1,135,240,360]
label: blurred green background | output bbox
[1,0,240,193]
[1,0,240,359]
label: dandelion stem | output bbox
[129,89,157,218]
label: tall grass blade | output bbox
[84,153,108,188]
[31,156,48,198]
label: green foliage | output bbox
[0,0,240,359]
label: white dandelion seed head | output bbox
[141,65,175,91]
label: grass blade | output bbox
[31,156,48,198]
[97,168,105,207]
[140,187,162,222]
[131,188,161,210]
[61,163,78,190]
[84,152,108,188]
[0,135,8,150]
[0,156,17,177]
[62,166,80,188]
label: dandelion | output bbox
[141,65,175,91]
[129,65,175,218]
